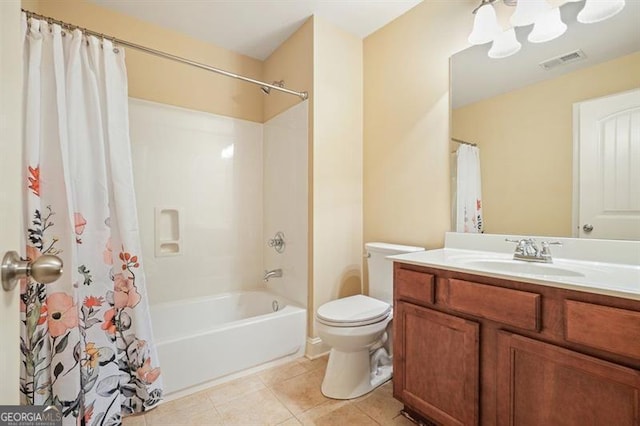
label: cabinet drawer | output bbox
[565,300,640,359]
[443,279,541,331]
[395,268,435,305]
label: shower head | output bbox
[261,80,285,95]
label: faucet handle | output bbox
[505,238,539,256]
[540,241,562,255]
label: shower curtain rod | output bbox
[22,9,309,101]
[452,138,477,147]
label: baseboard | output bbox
[305,336,330,359]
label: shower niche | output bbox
[155,207,182,256]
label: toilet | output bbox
[315,242,425,399]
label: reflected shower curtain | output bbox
[455,144,484,233]
[21,15,162,425]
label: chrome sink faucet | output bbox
[263,268,282,282]
[506,238,562,263]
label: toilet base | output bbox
[320,348,393,400]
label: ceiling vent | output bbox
[539,49,587,70]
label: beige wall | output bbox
[24,0,264,122]
[453,52,640,237]
[263,16,364,343]
[311,17,363,338]
[263,19,313,123]
[363,1,471,256]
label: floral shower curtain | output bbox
[21,15,162,425]
[455,144,484,233]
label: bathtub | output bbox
[151,290,306,395]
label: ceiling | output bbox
[89,0,422,60]
[452,0,640,108]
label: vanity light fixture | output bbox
[572,0,626,23]
[468,0,502,45]
[510,0,549,27]
[469,0,626,59]
[488,28,522,58]
[528,7,567,43]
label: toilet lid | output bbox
[316,295,391,326]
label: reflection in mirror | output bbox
[451,0,640,240]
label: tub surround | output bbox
[391,232,640,425]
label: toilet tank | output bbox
[366,242,425,305]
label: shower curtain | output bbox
[455,144,484,233]
[21,15,162,425]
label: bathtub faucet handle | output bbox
[263,268,283,282]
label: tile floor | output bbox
[122,356,414,425]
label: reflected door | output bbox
[577,89,640,240]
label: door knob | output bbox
[582,224,594,233]
[1,251,63,291]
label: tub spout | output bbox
[263,268,282,282]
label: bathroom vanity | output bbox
[390,234,640,426]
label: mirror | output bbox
[451,0,640,239]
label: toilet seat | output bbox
[316,295,391,327]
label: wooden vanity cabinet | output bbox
[393,263,640,426]
[395,301,479,426]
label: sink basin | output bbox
[460,259,586,277]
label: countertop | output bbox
[389,248,640,301]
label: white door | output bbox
[576,89,640,240]
[0,0,23,404]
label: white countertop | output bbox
[388,233,640,301]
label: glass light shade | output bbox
[510,0,550,27]
[577,0,625,23]
[468,3,502,45]
[488,28,522,59]
[528,7,567,43]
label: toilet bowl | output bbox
[316,242,424,400]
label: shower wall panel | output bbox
[129,98,263,305]
[263,102,309,307]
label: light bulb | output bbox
[469,3,502,45]
[510,0,551,27]
[577,0,625,23]
[528,7,567,43]
[489,28,522,59]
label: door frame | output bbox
[0,0,23,405]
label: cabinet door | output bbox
[394,302,479,426]
[497,332,640,426]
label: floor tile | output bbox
[353,381,403,424]
[271,369,329,415]
[204,374,267,407]
[162,391,216,416]
[296,355,329,372]
[145,404,221,426]
[294,399,349,425]
[300,403,380,426]
[122,413,146,426]
[386,413,416,426]
[216,388,294,425]
[184,408,225,425]
[277,417,303,425]
[259,360,310,387]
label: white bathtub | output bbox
[151,290,306,395]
